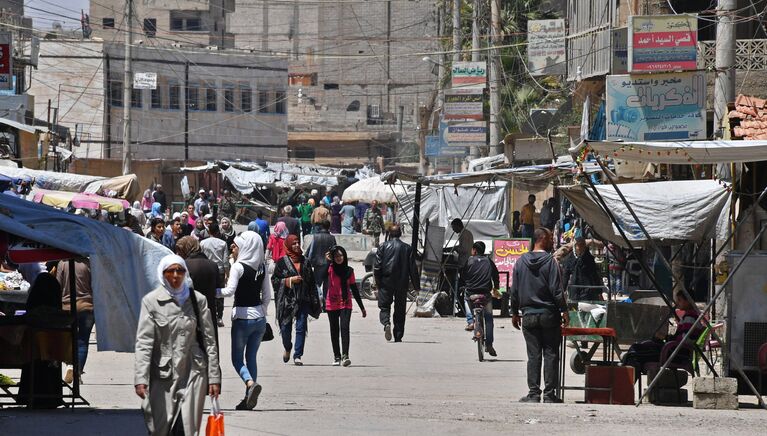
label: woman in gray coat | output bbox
[134,254,221,435]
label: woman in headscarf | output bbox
[192,217,209,241]
[134,254,220,436]
[219,216,237,248]
[131,201,147,229]
[217,231,272,410]
[150,202,164,219]
[323,246,366,366]
[141,189,153,214]
[272,234,317,366]
[179,211,193,236]
[266,221,289,266]
[330,196,342,234]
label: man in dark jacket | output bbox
[462,241,500,356]
[152,184,167,213]
[510,227,569,404]
[562,236,603,301]
[176,236,224,343]
[374,224,420,342]
[277,205,301,237]
[306,220,337,308]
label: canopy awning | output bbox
[342,176,412,203]
[571,139,767,164]
[559,180,731,246]
[0,117,48,134]
[33,189,131,213]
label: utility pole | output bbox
[489,0,501,155]
[469,0,481,160]
[122,0,133,176]
[714,0,736,136]
[452,0,462,172]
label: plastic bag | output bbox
[206,396,224,436]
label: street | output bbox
[0,301,764,436]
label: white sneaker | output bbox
[294,357,303,366]
[332,359,341,366]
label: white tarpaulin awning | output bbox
[0,117,48,134]
[559,180,731,246]
[342,177,412,203]
[571,140,767,164]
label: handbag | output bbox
[262,322,274,341]
[205,396,224,436]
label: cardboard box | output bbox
[585,365,635,405]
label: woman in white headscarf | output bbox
[217,231,272,411]
[134,254,221,435]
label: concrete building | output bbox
[29,40,288,162]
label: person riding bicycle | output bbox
[461,241,501,356]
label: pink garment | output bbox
[325,266,356,311]
[141,197,153,210]
[267,235,287,262]
[187,216,197,226]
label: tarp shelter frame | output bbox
[570,141,766,408]
[0,236,89,409]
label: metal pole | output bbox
[469,0,480,160]
[184,61,190,161]
[489,0,501,154]
[410,181,422,255]
[68,259,80,402]
[714,0,736,134]
[122,0,133,175]
[452,0,461,64]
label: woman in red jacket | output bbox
[324,246,366,366]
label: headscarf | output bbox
[233,231,265,269]
[151,202,163,218]
[175,236,201,259]
[133,200,141,210]
[193,218,208,240]
[332,196,340,206]
[172,212,182,220]
[157,254,190,306]
[220,217,235,238]
[143,189,151,199]
[285,234,303,263]
[274,221,288,239]
[329,245,351,301]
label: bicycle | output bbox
[360,272,418,302]
[469,293,488,362]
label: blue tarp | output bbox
[0,194,171,352]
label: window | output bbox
[102,18,115,29]
[109,80,122,107]
[131,88,142,108]
[275,91,286,114]
[186,83,199,110]
[223,85,234,112]
[240,86,252,112]
[151,85,162,109]
[169,82,180,110]
[258,91,270,113]
[170,11,205,32]
[143,18,157,37]
[323,83,339,90]
[205,85,217,111]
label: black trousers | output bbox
[521,312,562,399]
[327,308,352,359]
[378,285,407,340]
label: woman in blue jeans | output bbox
[273,235,316,366]
[218,231,272,411]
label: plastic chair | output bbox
[692,322,724,376]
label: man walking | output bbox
[306,220,337,309]
[374,225,419,342]
[277,205,301,237]
[510,227,569,403]
[462,241,500,356]
[450,218,475,330]
[201,223,230,327]
[363,200,384,248]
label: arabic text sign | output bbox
[452,61,487,89]
[493,239,531,288]
[606,72,706,141]
[133,72,157,90]
[447,122,486,143]
[444,89,484,121]
[0,32,12,90]
[527,19,566,76]
[628,15,697,72]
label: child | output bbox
[324,246,366,366]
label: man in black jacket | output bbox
[374,224,419,342]
[306,220,337,309]
[462,241,500,356]
[510,227,569,403]
[562,236,603,301]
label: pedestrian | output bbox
[461,242,500,357]
[134,254,220,435]
[340,200,356,235]
[219,216,237,248]
[562,236,603,301]
[277,205,301,237]
[510,227,569,403]
[311,200,331,234]
[150,202,164,219]
[219,189,236,220]
[217,231,272,410]
[194,189,208,217]
[330,196,342,234]
[266,221,289,266]
[141,189,153,214]
[324,245,366,366]
[186,204,198,226]
[355,201,369,233]
[163,216,183,252]
[374,224,419,342]
[200,224,229,328]
[450,218,475,331]
[176,236,223,339]
[297,198,313,238]
[272,234,318,365]
[192,217,209,241]
[56,258,94,384]
[520,194,536,238]
[146,217,166,245]
[152,184,167,213]
[248,210,270,247]
[180,212,193,236]
[363,200,384,247]
[306,220,336,308]
[540,199,552,230]
[131,201,147,229]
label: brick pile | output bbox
[730,94,767,140]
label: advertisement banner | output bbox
[0,32,12,91]
[133,72,157,89]
[447,122,486,143]
[628,14,697,72]
[451,61,487,89]
[444,89,484,121]
[425,135,442,156]
[606,72,706,141]
[527,19,566,76]
[492,239,531,290]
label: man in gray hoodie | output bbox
[510,227,569,403]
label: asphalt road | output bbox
[1,300,765,435]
